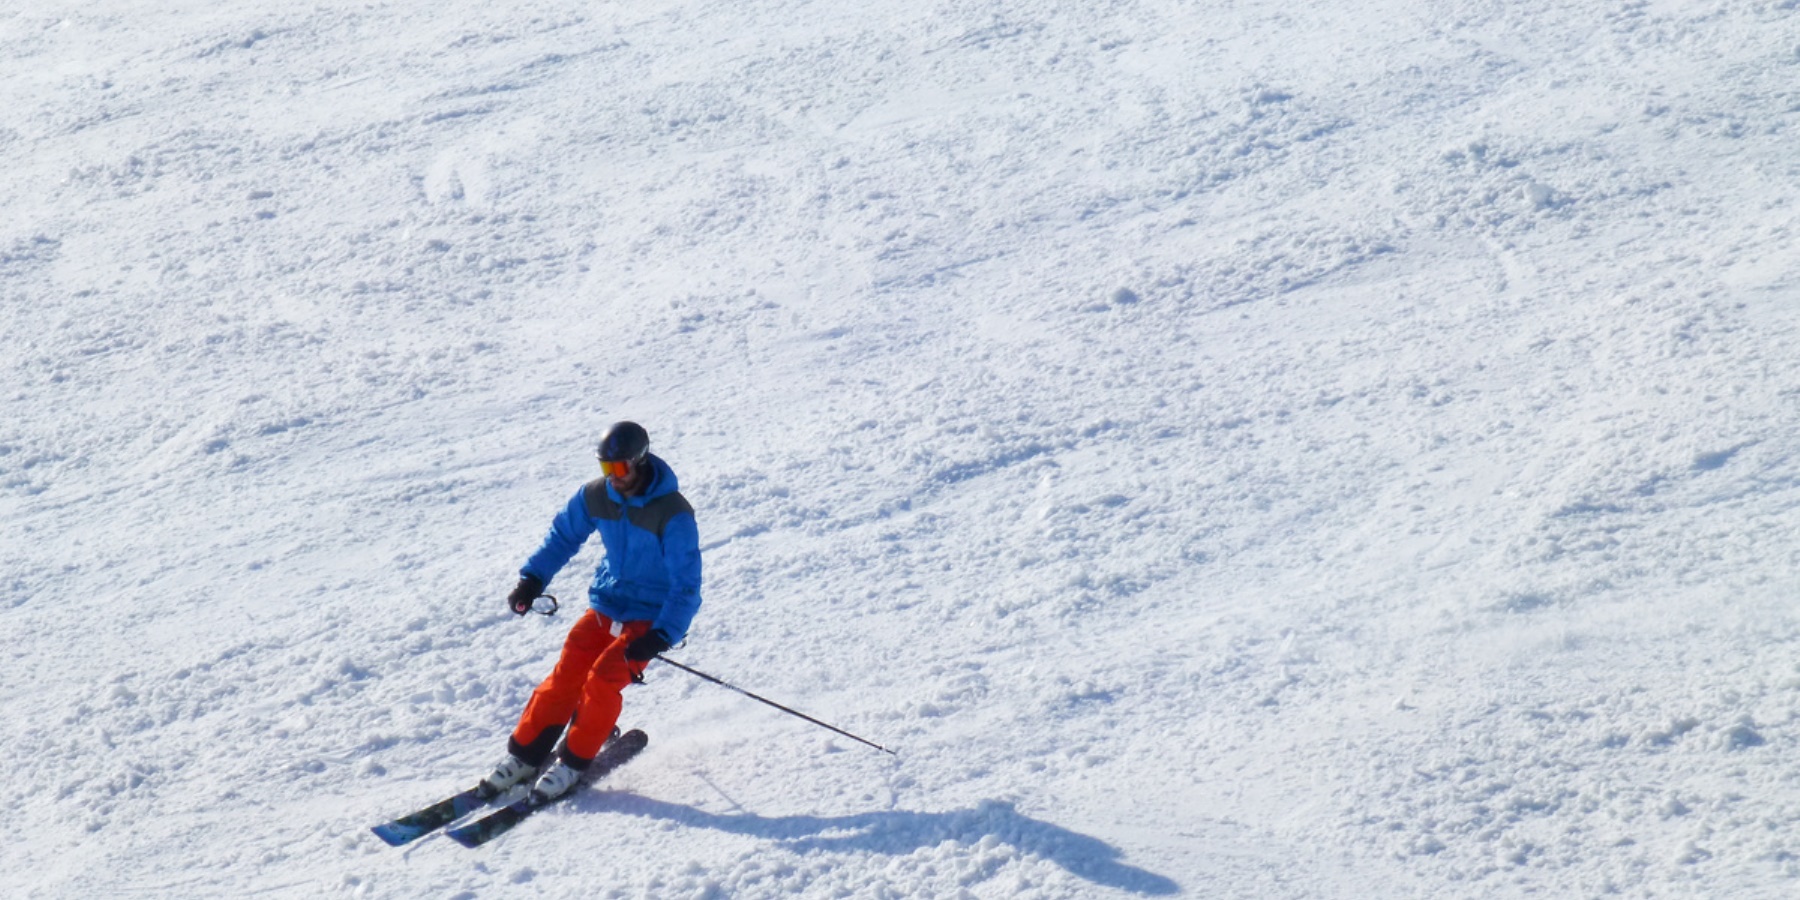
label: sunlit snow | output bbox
[5,1,1800,896]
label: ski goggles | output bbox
[598,457,636,478]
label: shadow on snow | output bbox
[589,794,1180,895]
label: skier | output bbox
[481,420,701,802]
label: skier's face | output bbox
[602,457,645,494]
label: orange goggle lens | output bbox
[599,459,633,478]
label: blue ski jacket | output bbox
[519,454,703,643]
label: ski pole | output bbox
[654,656,897,756]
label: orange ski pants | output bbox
[511,610,652,763]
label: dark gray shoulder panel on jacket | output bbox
[635,492,695,538]
[582,479,623,520]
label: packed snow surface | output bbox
[5,0,1800,896]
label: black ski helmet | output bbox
[596,421,650,463]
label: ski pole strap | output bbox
[654,656,897,756]
[532,593,560,617]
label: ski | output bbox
[370,784,500,847]
[446,728,648,848]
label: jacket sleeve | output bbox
[650,510,703,644]
[520,487,596,586]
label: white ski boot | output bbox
[479,754,538,796]
[529,759,584,803]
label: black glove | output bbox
[507,575,545,616]
[624,629,672,662]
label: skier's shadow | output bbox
[591,794,1180,895]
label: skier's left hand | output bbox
[624,629,672,661]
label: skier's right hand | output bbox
[507,575,546,616]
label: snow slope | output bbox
[5,0,1800,896]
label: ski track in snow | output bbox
[4,0,1800,897]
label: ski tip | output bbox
[370,824,415,847]
[444,827,481,849]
